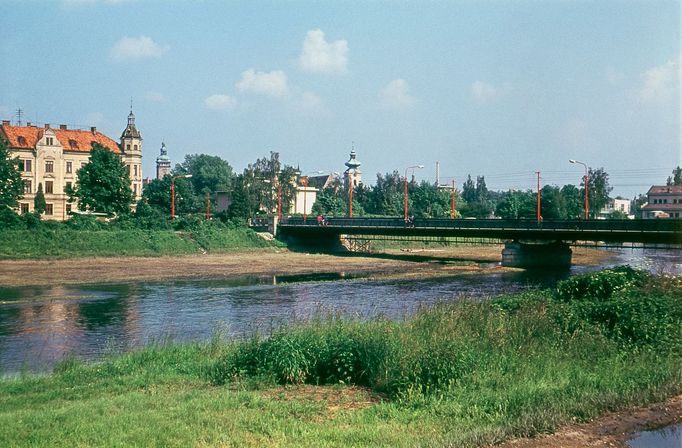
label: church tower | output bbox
[120,107,143,200]
[344,144,362,188]
[156,142,171,179]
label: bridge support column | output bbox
[501,241,572,269]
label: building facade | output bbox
[0,111,143,220]
[641,185,682,219]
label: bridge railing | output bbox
[281,217,682,233]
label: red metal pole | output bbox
[303,176,308,222]
[451,179,455,219]
[584,172,589,220]
[349,181,353,218]
[536,171,541,224]
[404,176,408,221]
[171,178,175,219]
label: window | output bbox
[68,139,79,150]
[81,162,87,168]
[64,182,72,193]
[20,203,29,214]
[21,159,32,172]
[17,136,27,146]
[66,161,72,174]
[127,165,131,176]
[126,144,131,151]
[134,165,138,176]
[45,181,54,194]
[133,184,137,195]
[45,160,54,173]
[133,144,138,151]
[23,180,31,194]
[45,204,53,215]
[45,137,54,146]
[66,204,72,214]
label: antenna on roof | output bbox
[15,108,23,126]
[130,97,133,113]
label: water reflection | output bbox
[627,423,682,448]
[0,249,678,374]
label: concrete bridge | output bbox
[275,217,682,268]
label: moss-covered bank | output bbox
[0,226,280,259]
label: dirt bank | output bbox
[0,246,611,287]
[496,395,682,448]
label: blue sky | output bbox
[1,0,680,198]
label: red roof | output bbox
[641,203,682,211]
[647,185,682,195]
[0,123,120,154]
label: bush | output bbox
[555,266,648,302]
[0,207,25,229]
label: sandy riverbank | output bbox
[0,245,612,287]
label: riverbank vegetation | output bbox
[1,268,680,447]
[0,216,279,259]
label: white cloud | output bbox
[204,94,237,110]
[298,29,349,75]
[639,58,681,104]
[236,69,289,98]
[110,36,168,62]
[379,79,415,110]
[471,81,498,104]
[145,91,166,102]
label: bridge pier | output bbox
[501,240,572,269]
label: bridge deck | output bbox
[279,217,682,245]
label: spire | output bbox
[121,102,141,139]
[345,143,361,170]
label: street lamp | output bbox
[171,174,192,219]
[404,165,424,221]
[569,159,589,220]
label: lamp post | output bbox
[569,159,589,220]
[171,174,192,219]
[451,179,456,219]
[535,171,541,224]
[404,165,424,221]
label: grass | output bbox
[0,269,680,447]
[0,227,280,259]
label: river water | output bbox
[0,248,679,374]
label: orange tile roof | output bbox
[0,124,120,154]
[647,185,682,195]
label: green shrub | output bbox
[555,266,648,302]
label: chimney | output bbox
[59,124,67,130]
[1,120,9,126]
[44,123,50,129]
[90,126,97,133]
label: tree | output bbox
[366,171,403,216]
[667,166,682,186]
[461,175,476,204]
[34,183,46,215]
[0,137,23,210]
[174,153,234,195]
[561,184,583,219]
[495,190,535,219]
[68,144,133,215]
[539,185,565,219]
[142,175,198,215]
[582,167,612,218]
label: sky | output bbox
[1,0,680,199]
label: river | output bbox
[0,248,679,374]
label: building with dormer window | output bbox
[0,110,143,220]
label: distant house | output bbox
[641,185,682,219]
[598,197,632,219]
